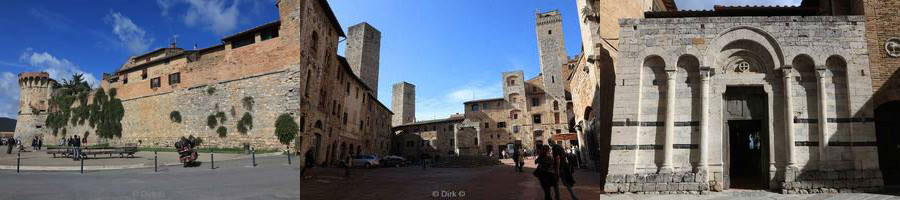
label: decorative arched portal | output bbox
[875,101,900,185]
[705,27,782,190]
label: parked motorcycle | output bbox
[175,138,198,167]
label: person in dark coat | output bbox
[72,135,81,161]
[37,138,42,150]
[512,146,522,172]
[553,144,578,200]
[534,145,559,200]
[301,149,315,179]
[6,137,13,154]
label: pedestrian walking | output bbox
[301,149,315,179]
[553,144,578,200]
[6,137,13,154]
[501,150,508,159]
[72,135,82,161]
[533,145,559,200]
[37,138,42,150]
[512,147,523,172]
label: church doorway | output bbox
[875,101,900,185]
[723,86,768,189]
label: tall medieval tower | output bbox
[14,72,55,146]
[346,22,382,96]
[535,10,567,100]
[391,82,415,126]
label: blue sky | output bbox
[0,0,801,120]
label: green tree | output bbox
[274,114,299,150]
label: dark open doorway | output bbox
[875,101,900,185]
[723,86,768,189]
[728,120,765,189]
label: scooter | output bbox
[175,139,198,167]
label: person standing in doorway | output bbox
[534,145,559,200]
[301,149,315,179]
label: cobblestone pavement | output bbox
[301,158,900,200]
[0,156,299,200]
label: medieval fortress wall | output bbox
[14,0,393,161]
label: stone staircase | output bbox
[431,156,500,168]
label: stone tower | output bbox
[346,22,382,96]
[14,72,56,146]
[391,82,415,126]
[535,10,567,99]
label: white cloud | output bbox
[184,0,240,35]
[416,81,503,121]
[0,72,19,119]
[157,0,178,16]
[19,49,99,88]
[105,11,155,55]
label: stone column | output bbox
[661,69,676,173]
[698,67,711,175]
[815,67,828,170]
[783,67,796,167]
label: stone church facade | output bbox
[570,0,889,194]
[15,0,394,167]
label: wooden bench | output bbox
[46,146,138,158]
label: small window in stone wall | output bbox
[232,36,255,49]
[141,69,148,80]
[261,28,279,41]
[123,75,128,84]
[169,72,181,85]
[150,77,161,89]
[497,122,507,128]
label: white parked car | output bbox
[351,155,380,168]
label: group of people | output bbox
[64,135,83,160]
[532,144,579,200]
[31,137,43,151]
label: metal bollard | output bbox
[16,152,20,173]
[251,150,257,167]
[210,153,215,170]
[154,151,158,172]
[80,155,84,174]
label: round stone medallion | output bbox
[887,37,900,58]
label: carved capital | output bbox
[699,66,713,80]
[781,66,794,78]
[665,69,677,80]
[815,67,828,78]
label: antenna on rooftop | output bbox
[170,35,179,48]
